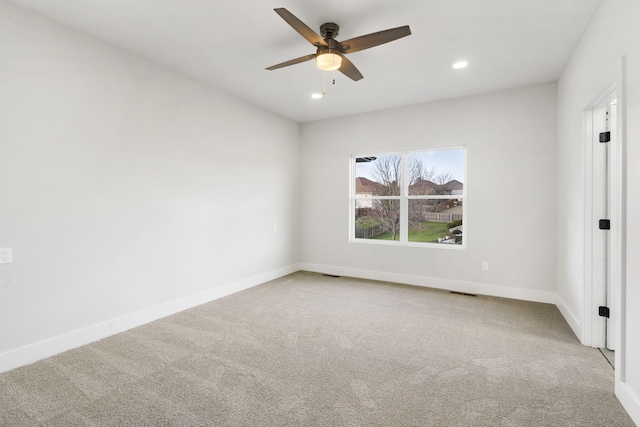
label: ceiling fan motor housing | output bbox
[320,22,339,40]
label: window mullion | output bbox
[400,153,408,243]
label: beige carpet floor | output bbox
[0,271,635,426]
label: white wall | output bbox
[0,1,300,371]
[556,0,640,422]
[300,83,558,303]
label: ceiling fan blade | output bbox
[338,55,363,81]
[340,25,411,54]
[274,8,328,47]
[266,53,317,70]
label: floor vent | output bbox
[450,291,478,297]
[322,274,341,278]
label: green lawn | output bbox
[371,221,451,242]
[355,217,381,228]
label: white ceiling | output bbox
[8,0,602,123]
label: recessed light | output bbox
[311,93,323,99]
[452,61,468,69]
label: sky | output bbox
[355,149,465,183]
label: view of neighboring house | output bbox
[356,177,464,214]
[408,178,463,196]
[355,176,464,243]
[355,177,382,209]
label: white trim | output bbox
[555,294,582,340]
[608,102,620,351]
[0,264,299,374]
[616,56,628,386]
[583,106,595,346]
[583,82,618,348]
[348,238,466,250]
[616,381,640,426]
[298,263,557,304]
[584,104,608,347]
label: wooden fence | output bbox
[355,213,463,239]
[422,213,463,223]
[354,225,385,239]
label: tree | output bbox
[407,154,437,225]
[369,155,401,239]
[363,155,458,240]
[433,171,455,194]
[368,155,429,240]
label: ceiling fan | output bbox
[266,8,411,81]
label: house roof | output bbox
[355,177,382,194]
[356,177,463,195]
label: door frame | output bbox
[583,82,621,350]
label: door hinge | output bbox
[599,219,611,230]
[599,131,611,143]
[599,306,610,318]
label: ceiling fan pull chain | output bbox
[322,72,327,96]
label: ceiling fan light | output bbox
[316,52,342,71]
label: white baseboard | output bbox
[555,294,583,342]
[298,263,557,304]
[0,264,299,374]
[617,381,640,426]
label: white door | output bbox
[605,102,617,351]
[592,102,616,350]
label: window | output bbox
[351,148,465,247]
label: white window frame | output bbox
[349,146,467,249]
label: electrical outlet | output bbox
[482,261,489,271]
[0,248,12,264]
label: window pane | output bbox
[355,199,401,241]
[408,151,464,196]
[355,155,402,196]
[408,199,463,244]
